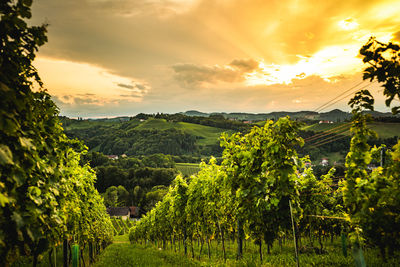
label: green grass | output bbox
[302,122,351,135]
[320,151,346,164]
[12,242,94,267]
[367,122,400,138]
[176,163,201,176]
[135,118,230,146]
[63,117,230,150]
[134,118,175,131]
[302,122,400,139]
[62,119,121,131]
[95,235,400,267]
[94,235,198,267]
[12,235,399,267]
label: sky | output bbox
[30,0,400,118]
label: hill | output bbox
[61,111,399,161]
[303,122,400,139]
[62,117,232,156]
[181,109,399,122]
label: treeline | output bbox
[135,113,251,131]
[65,126,201,155]
[83,152,178,212]
[373,116,400,123]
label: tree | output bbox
[342,50,400,259]
[360,37,400,114]
[0,1,113,264]
[104,186,119,207]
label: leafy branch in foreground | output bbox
[0,0,113,265]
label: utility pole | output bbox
[380,147,386,167]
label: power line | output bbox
[316,86,369,113]
[306,83,382,147]
[313,80,366,113]
[304,123,351,142]
[311,133,349,147]
[306,125,350,145]
[310,134,349,148]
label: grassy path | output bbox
[93,235,198,267]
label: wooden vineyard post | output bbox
[341,232,347,257]
[89,242,94,264]
[289,200,300,267]
[54,247,57,267]
[63,239,68,267]
[237,218,243,259]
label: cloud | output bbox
[35,57,150,103]
[229,59,259,72]
[85,0,200,18]
[172,59,260,86]
[116,81,149,98]
[117,83,134,89]
[30,0,400,117]
[393,31,400,41]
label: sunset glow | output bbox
[30,0,400,117]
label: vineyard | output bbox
[129,110,400,265]
[2,1,400,266]
[1,1,113,266]
[175,163,201,176]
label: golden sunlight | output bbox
[245,44,362,86]
[34,57,149,103]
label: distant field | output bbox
[62,118,231,149]
[62,119,121,131]
[368,123,400,138]
[175,163,200,176]
[303,122,400,139]
[134,118,230,146]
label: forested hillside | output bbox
[61,113,399,163]
[61,116,237,156]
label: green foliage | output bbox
[63,116,234,156]
[95,165,177,193]
[129,114,398,264]
[130,118,326,262]
[103,186,130,207]
[175,163,200,176]
[360,37,400,114]
[348,90,375,113]
[0,1,113,264]
[94,238,198,267]
[344,114,400,258]
[342,44,400,257]
[0,0,47,89]
[221,117,304,247]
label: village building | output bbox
[107,207,130,220]
[106,206,141,220]
[321,158,329,166]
